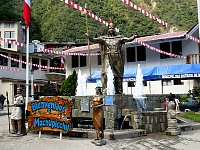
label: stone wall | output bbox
[131,111,167,134]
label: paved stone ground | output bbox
[1,109,200,150]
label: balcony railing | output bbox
[186,54,200,64]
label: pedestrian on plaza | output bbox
[169,93,175,101]
[0,94,6,110]
[10,87,24,135]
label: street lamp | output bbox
[30,69,34,100]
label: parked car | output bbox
[179,98,200,112]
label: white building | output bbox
[0,21,65,102]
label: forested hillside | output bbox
[0,0,198,42]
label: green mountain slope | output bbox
[0,0,198,42]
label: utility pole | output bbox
[85,2,91,79]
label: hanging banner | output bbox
[27,96,73,133]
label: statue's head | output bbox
[107,23,116,36]
[17,87,22,94]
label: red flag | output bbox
[61,57,65,68]
[23,0,31,28]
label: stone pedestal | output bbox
[165,119,181,136]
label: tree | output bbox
[60,70,77,96]
[0,0,20,21]
[41,81,58,96]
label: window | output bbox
[0,52,8,66]
[4,23,15,28]
[4,31,15,38]
[143,81,147,86]
[34,45,38,53]
[22,56,26,68]
[72,55,79,68]
[137,46,146,61]
[160,42,170,59]
[172,41,182,56]
[97,51,101,65]
[32,58,39,70]
[174,79,184,85]
[126,47,135,62]
[128,81,135,87]
[163,80,172,86]
[80,55,86,67]
[41,59,48,71]
[11,54,19,68]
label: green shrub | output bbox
[60,70,77,96]
[179,95,189,102]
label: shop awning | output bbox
[87,64,200,82]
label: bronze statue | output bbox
[86,23,137,94]
[91,87,104,140]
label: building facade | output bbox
[0,21,65,102]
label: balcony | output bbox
[186,54,200,64]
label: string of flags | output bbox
[121,0,170,28]
[0,66,25,72]
[62,0,109,26]
[41,48,100,56]
[0,53,64,70]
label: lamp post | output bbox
[30,69,34,100]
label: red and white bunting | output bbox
[134,39,185,58]
[186,34,200,44]
[0,66,25,72]
[41,48,100,56]
[121,0,170,28]
[62,0,109,26]
[0,53,65,70]
[0,37,26,47]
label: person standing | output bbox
[0,94,6,110]
[86,23,137,94]
[10,87,24,135]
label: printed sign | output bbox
[80,99,90,112]
[104,95,114,106]
[162,73,200,79]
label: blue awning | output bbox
[87,64,200,82]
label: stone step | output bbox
[69,129,146,140]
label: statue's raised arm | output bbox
[121,34,137,43]
[85,33,106,44]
